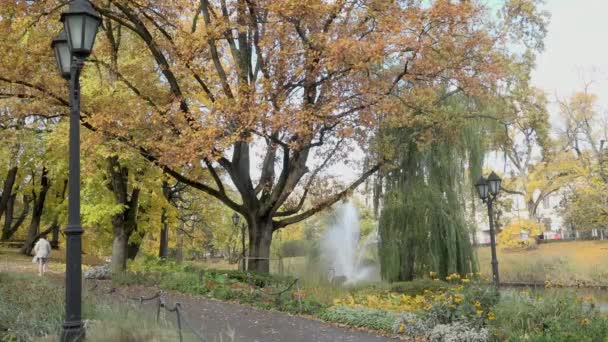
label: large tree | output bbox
[0,0,545,272]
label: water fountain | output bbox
[321,202,379,285]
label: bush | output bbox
[117,256,323,316]
[280,240,312,257]
[390,278,449,295]
[319,306,398,332]
[490,289,608,341]
[428,322,488,342]
[498,219,544,250]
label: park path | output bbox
[1,249,398,342]
[89,280,398,342]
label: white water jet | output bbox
[321,202,379,284]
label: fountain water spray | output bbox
[321,202,378,285]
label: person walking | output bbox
[33,235,52,276]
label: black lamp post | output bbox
[475,171,502,288]
[232,213,247,271]
[51,1,100,340]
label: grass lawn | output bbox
[477,240,608,286]
[0,272,199,341]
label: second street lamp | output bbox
[476,172,502,288]
[52,1,101,340]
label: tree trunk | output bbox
[0,166,18,221]
[176,223,184,263]
[1,195,16,241]
[50,179,68,249]
[106,156,141,272]
[127,238,143,260]
[111,233,128,274]
[21,168,50,255]
[50,219,60,249]
[0,194,30,241]
[159,207,168,258]
[1,194,30,241]
[247,219,273,273]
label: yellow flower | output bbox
[488,312,496,321]
[581,318,590,326]
[474,301,481,308]
[399,323,406,333]
[454,297,463,304]
[462,278,470,284]
[429,271,437,277]
[476,310,484,316]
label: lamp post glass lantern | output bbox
[53,1,100,341]
[475,176,489,200]
[487,171,502,196]
[51,30,71,79]
[60,0,101,57]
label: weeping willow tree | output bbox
[379,109,487,282]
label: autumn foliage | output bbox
[0,0,547,272]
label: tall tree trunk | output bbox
[106,156,141,273]
[127,230,144,260]
[247,218,274,273]
[159,207,168,258]
[111,233,128,273]
[1,194,30,241]
[373,172,383,219]
[176,223,184,263]
[50,219,60,249]
[21,167,50,255]
[0,166,18,221]
[50,179,68,249]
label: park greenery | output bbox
[2,0,608,341]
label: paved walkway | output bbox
[1,250,397,342]
[90,281,398,342]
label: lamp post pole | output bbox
[487,196,500,287]
[475,171,502,288]
[51,2,101,340]
[62,55,85,342]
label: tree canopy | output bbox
[0,0,549,273]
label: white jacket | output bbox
[34,238,51,258]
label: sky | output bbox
[486,0,608,167]
[531,0,608,120]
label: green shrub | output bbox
[112,271,160,286]
[160,272,206,295]
[319,306,398,332]
[389,278,449,295]
[280,240,312,257]
[490,289,608,341]
[119,256,322,317]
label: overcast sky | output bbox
[531,0,608,118]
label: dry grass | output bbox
[477,240,608,286]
